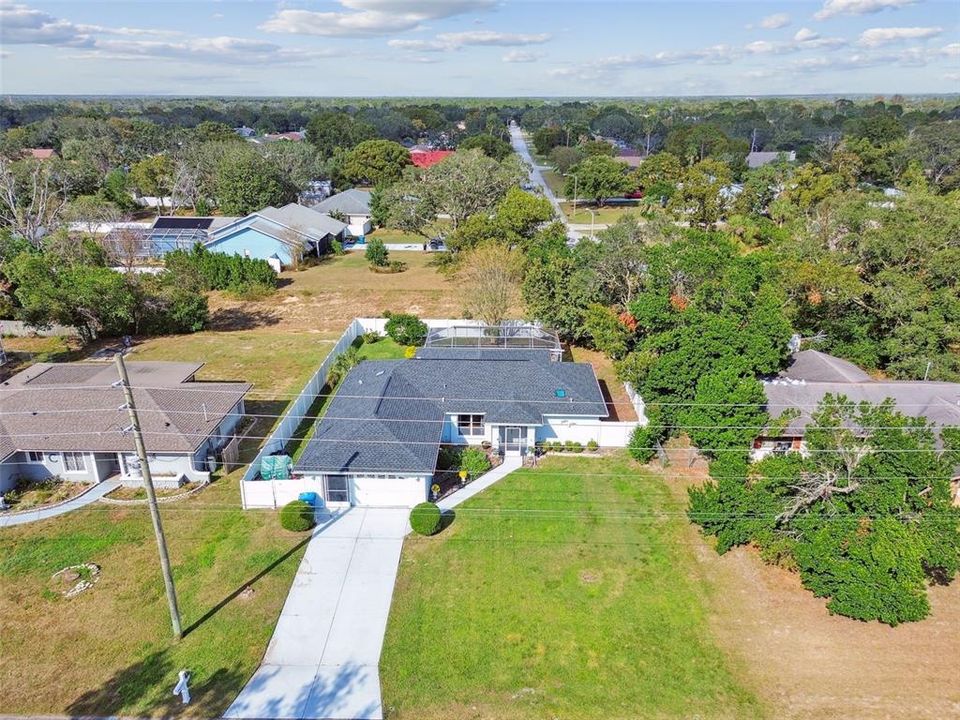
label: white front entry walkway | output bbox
[0,479,122,528]
[227,459,523,720]
[225,507,409,720]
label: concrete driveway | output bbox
[225,507,409,720]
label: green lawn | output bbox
[541,168,567,197]
[381,454,763,720]
[0,474,308,717]
[561,202,646,225]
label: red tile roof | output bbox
[409,149,454,168]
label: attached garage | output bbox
[352,474,429,507]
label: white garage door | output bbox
[352,475,427,507]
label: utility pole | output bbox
[115,353,182,640]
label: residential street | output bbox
[508,123,580,241]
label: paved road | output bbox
[0,479,121,528]
[509,124,580,241]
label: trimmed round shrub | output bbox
[410,502,442,536]
[280,500,315,532]
[384,312,428,346]
[587,439,599,452]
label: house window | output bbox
[456,414,485,437]
[26,451,44,463]
[62,452,86,472]
[325,475,350,503]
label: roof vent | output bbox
[555,388,566,398]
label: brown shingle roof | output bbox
[0,362,249,459]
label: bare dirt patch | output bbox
[659,440,960,719]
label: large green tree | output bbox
[564,155,630,206]
[342,139,410,186]
[215,148,297,215]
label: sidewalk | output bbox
[0,479,122,528]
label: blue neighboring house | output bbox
[205,203,347,269]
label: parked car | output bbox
[428,237,446,250]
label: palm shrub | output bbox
[410,502,442,536]
[280,500,315,532]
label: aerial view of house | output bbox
[0,361,248,492]
[295,338,609,507]
[206,203,347,267]
[309,188,373,238]
[754,350,960,459]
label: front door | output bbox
[503,426,524,456]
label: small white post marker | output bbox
[173,669,191,704]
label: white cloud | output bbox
[943,43,960,57]
[502,50,543,63]
[73,36,338,65]
[261,0,495,38]
[815,0,917,21]
[434,30,551,47]
[858,26,943,47]
[0,2,91,46]
[388,30,551,55]
[549,45,739,84]
[743,29,846,55]
[760,13,791,29]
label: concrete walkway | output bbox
[227,460,522,720]
[438,455,523,511]
[225,507,409,720]
[0,479,121,528]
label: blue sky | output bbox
[1,0,957,96]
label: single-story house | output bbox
[264,131,305,142]
[141,216,239,257]
[0,361,249,492]
[746,150,797,169]
[753,350,960,460]
[206,203,347,268]
[293,344,609,507]
[309,189,373,238]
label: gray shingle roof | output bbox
[0,362,249,459]
[781,350,873,383]
[764,352,960,436]
[310,189,372,216]
[295,354,608,475]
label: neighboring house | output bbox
[264,131,305,142]
[409,149,454,169]
[0,362,249,492]
[206,203,347,268]
[615,154,644,169]
[234,126,256,138]
[753,350,960,460]
[309,188,373,238]
[24,148,56,160]
[293,340,609,507]
[140,216,239,257]
[746,150,797,169]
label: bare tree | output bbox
[105,226,149,273]
[0,156,70,246]
[458,243,523,326]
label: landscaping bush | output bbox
[327,346,361,386]
[410,502,442,536]
[384,312,428,346]
[166,245,277,294]
[388,259,407,273]
[460,446,492,478]
[404,345,417,358]
[365,237,389,267]
[279,500,315,532]
[362,331,380,344]
[565,440,584,453]
[587,439,599,452]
